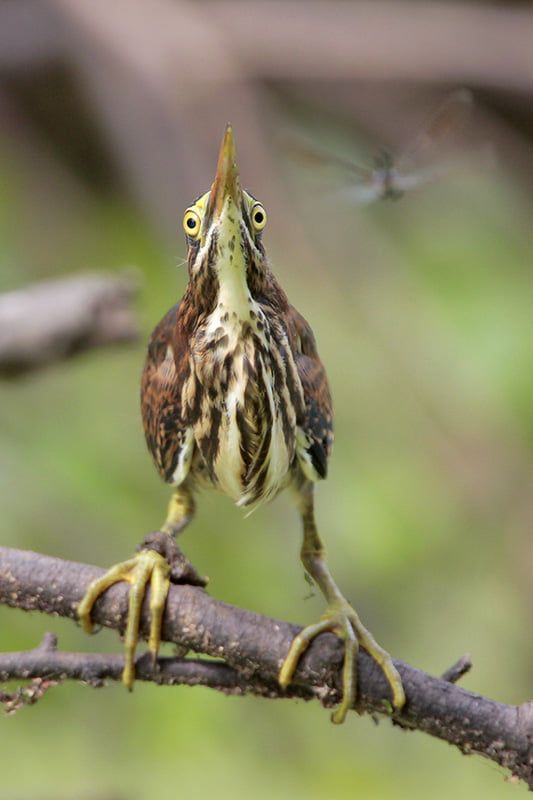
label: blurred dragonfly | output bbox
[286,89,475,204]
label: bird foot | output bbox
[139,531,208,587]
[279,599,405,724]
[78,547,172,689]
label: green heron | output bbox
[78,125,405,723]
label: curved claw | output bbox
[77,550,170,689]
[278,603,405,724]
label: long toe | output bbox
[279,610,359,723]
[279,602,404,723]
[77,549,171,689]
[78,556,139,634]
[348,613,405,711]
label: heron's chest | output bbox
[189,304,300,506]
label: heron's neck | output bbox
[216,249,254,321]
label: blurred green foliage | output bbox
[0,106,531,800]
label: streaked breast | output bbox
[190,306,301,507]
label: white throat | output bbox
[209,202,256,330]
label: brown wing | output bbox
[286,305,333,480]
[141,303,193,484]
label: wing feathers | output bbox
[286,305,333,480]
[141,303,193,484]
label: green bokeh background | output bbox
[1,4,532,798]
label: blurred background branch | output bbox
[1,546,532,789]
[0,272,139,377]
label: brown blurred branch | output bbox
[207,1,533,91]
[1,547,532,787]
[3,1,533,91]
[0,272,140,377]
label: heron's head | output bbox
[182,125,268,306]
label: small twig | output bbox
[441,655,473,685]
[0,631,62,714]
[0,271,140,377]
[36,632,59,652]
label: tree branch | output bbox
[0,272,140,377]
[0,546,532,787]
[0,632,313,702]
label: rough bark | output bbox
[0,546,531,787]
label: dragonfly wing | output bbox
[284,138,373,180]
[333,181,385,205]
[396,89,474,173]
[392,165,446,192]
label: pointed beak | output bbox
[205,124,242,225]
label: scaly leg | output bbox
[279,485,405,723]
[78,484,200,689]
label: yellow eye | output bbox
[183,208,201,238]
[251,202,267,232]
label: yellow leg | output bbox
[77,485,195,689]
[161,487,195,537]
[279,486,405,723]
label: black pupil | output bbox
[187,217,196,229]
[254,210,264,224]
